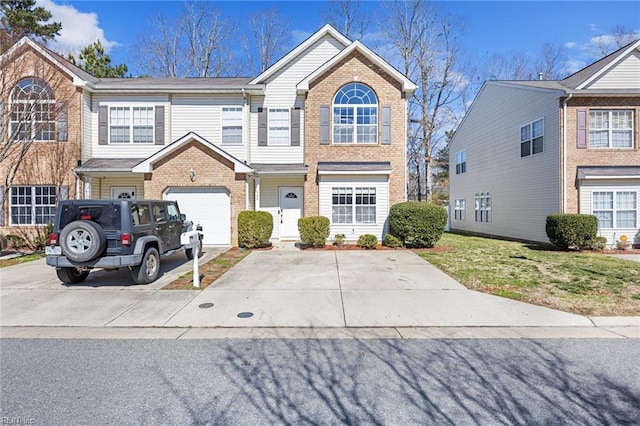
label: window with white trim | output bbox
[109,106,154,144]
[10,78,55,141]
[474,192,491,223]
[333,83,378,144]
[222,107,243,144]
[589,110,633,148]
[332,186,376,224]
[268,108,289,145]
[520,118,544,157]
[592,191,637,229]
[454,199,465,220]
[10,185,57,225]
[455,151,467,174]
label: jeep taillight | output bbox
[48,233,59,246]
[120,233,132,246]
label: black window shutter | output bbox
[320,105,329,145]
[98,105,108,145]
[57,101,68,142]
[291,109,300,146]
[155,105,165,145]
[258,109,268,146]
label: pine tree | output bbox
[0,0,61,50]
[68,40,128,78]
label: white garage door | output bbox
[164,187,231,246]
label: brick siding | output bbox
[142,140,246,246]
[564,97,640,213]
[303,51,407,216]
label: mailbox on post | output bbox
[181,230,201,287]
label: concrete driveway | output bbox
[1,243,635,333]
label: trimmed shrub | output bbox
[545,214,598,250]
[383,233,402,248]
[333,234,346,246]
[357,234,378,249]
[389,202,448,248]
[238,211,273,248]
[592,236,608,251]
[298,216,330,247]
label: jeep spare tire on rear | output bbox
[59,220,106,262]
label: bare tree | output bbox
[132,1,237,77]
[243,8,290,74]
[591,25,638,57]
[321,0,369,40]
[534,42,567,80]
[132,13,184,77]
[381,0,466,201]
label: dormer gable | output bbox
[249,24,351,85]
[1,36,97,88]
[562,39,640,90]
[296,40,418,96]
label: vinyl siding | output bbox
[90,176,145,199]
[449,84,562,243]
[171,95,248,161]
[318,175,389,241]
[90,94,170,158]
[258,176,305,239]
[579,180,640,247]
[587,52,640,89]
[82,90,92,161]
[250,34,343,164]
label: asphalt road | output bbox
[1,338,639,425]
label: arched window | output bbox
[333,83,378,144]
[10,78,56,141]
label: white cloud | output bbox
[36,0,117,56]
[290,29,312,46]
[564,42,578,49]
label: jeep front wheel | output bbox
[59,220,106,262]
[56,267,90,284]
[131,247,160,284]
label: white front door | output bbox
[279,187,303,240]
[111,187,135,199]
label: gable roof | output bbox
[249,24,351,85]
[297,40,418,95]
[562,39,640,90]
[131,132,253,174]
[1,37,98,86]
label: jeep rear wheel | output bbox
[60,220,106,262]
[56,267,90,284]
[131,247,160,284]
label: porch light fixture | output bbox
[189,168,196,182]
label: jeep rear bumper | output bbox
[46,254,143,269]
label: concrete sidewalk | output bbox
[1,243,638,338]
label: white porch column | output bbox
[83,176,92,199]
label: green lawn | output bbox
[416,233,640,316]
[0,252,46,268]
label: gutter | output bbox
[562,93,572,213]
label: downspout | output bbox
[562,93,572,213]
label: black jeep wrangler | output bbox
[45,199,203,284]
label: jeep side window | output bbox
[152,205,167,223]
[131,204,150,226]
[166,204,180,221]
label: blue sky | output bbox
[38,0,640,77]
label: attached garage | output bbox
[164,187,231,246]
